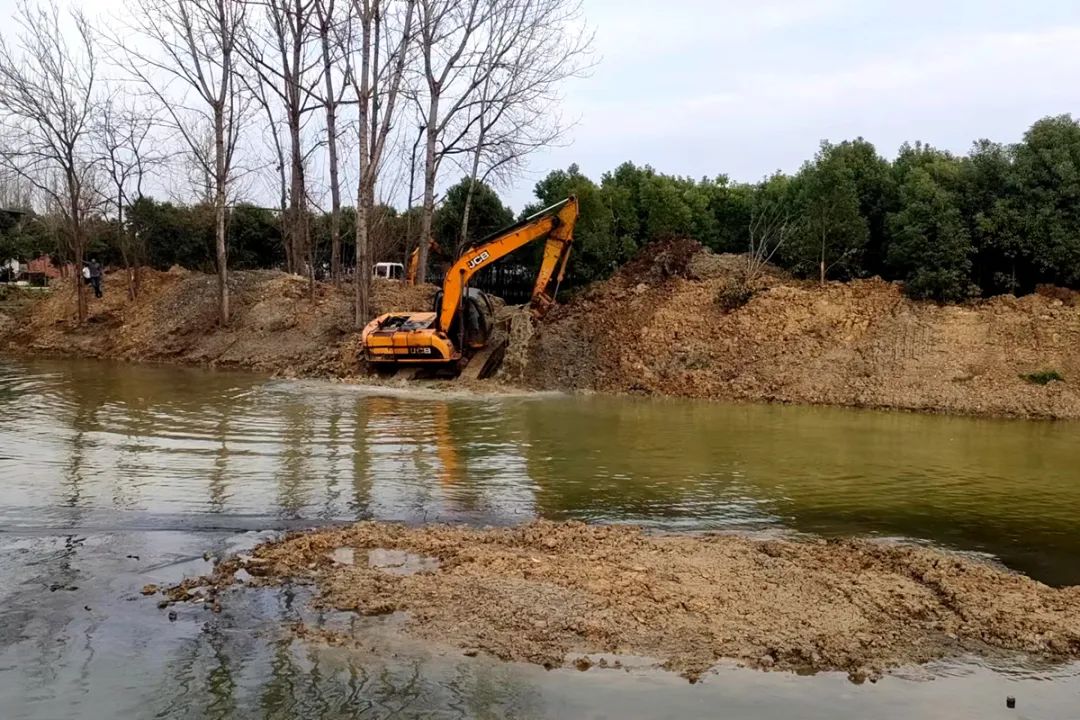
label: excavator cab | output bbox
[431,287,497,350]
[360,196,578,378]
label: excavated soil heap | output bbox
[166,521,1080,682]
[525,240,1080,418]
[7,269,435,377]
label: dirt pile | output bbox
[494,305,535,382]
[0,285,44,335]
[162,520,1080,682]
[7,270,435,377]
[525,241,1080,418]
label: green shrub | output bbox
[715,280,753,311]
[1020,370,1064,385]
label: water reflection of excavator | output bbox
[361,196,578,379]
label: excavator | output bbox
[360,196,578,379]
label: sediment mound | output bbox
[162,521,1080,682]
[524,241,1080,418]
[8,269,435,377]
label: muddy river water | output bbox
[2,357,1080,719]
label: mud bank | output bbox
[160,521,1080,683]
[525,240,1080,419]
[2,268,434,377]
[6,246,1080,419]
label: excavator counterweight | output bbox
[360,196,578,376]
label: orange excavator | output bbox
[360,196,578,378]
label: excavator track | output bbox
[457,337,509,382]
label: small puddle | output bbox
[368,548,440,576]
[325,546,440,575]
[328,547,355,566]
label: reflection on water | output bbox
[3,357,1080,719]
[3,357,1080,582]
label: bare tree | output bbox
[115,0,249,325]
[0,168,33,209]
[313,0,349,282]
[243,69,290,268]
[344,0,415,326]
[411,0,492,283]
[95,94,164,298]
[746,201,793,288]
[238,0,322,292]
[453,0,591,250]
[0,0,97,321]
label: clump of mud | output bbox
[496,305,535,382]
[618,237,702,282]
[162,521,1080,683]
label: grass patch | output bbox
[1020,370,1065,386]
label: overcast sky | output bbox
[2,0,1078,212]
[503,0,1080,208]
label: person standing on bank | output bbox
[88,258,103,298]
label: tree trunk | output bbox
[356,186,370,327]
[72,231,86,322]
[325,96,341,284]
[120,246,133,300]
[354,3,372,328]
[459,177,474,255]
[458,134,484,254]
[417,92,439,283]
[68,176,86,323]
[277,160,289,272]
[214,107,230,326]
[317,1,342,283]
[820,229,827,285]
[118,199,136,301]
[307,215,315,300]
[288,112,305,276]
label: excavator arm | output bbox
[406,239,442,285]
[406,247,419,285]
[435,196,578,333]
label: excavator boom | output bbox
[435,196,578,333]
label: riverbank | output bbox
[158,520,1080,683]
[4,246,1080,418]
[2,268,434,377]
[525,240,1080,419]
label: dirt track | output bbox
[163,521,1080,682]
[525,239,1080,418]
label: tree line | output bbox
[0,0,591,323]
[528,115,1080,301]
[0,179,513,280]
[6,114,1080,305]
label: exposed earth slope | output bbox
[525,240,1080,418]
[4,246,1080,418]
[5,268,434,377]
